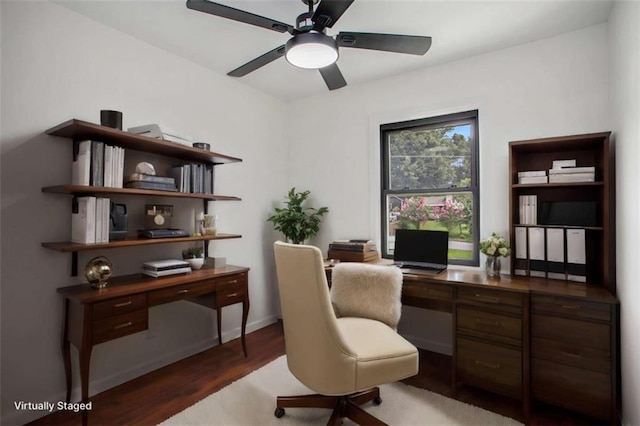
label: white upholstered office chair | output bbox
[273,241,419,426]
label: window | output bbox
[380,110,479,266]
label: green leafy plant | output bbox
[182,246,203,259]
[479,233,511,257]
[267,188,329,244]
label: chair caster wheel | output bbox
[373,396,382,405]
[274,407,285,418]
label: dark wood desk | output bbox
[57,265,250,425]
[327,265,619,424]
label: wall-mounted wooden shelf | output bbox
[42,185,241,201]
[46,119,242,165]
[42,233,241,253]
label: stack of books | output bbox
[548,163,596,183]
[72,140,125,188]
[124,173,177,192]
[327,239,379,262]
[142,259,191,278]
[517,170,547,184]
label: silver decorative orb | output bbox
[85,256,113,289]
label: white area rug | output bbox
[161,356,522,425]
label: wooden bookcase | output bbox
[42,119,243,275]
[509,131,615,294]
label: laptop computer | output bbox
[393,229,449,274]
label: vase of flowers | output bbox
[479,233,510,279]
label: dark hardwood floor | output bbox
[30,322,607,425]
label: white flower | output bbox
[499,247,508,256]
[486,245,497,256]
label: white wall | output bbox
[287,24,610,352]
[0,2,288,424]
[608,2,640,425]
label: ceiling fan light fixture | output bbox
[285,31,338,69]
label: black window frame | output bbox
[380,109,480,266]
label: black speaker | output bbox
[109,203,128,240]
[100,110,123,130]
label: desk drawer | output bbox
[532,314,610,351]
[93,294,147,320]
[457,306,522,342]
[457,288,523,310]
[92,309,148,344]
[216,274,248,307]
[457,337,522,399]
[402,281,453,302]
[532,337,610,373]
[532,295,611,322]
[148,280,215,306]
[532,358,611,420]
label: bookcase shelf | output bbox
[42,233,242,252]
[509,131,614,293]
[46,119,242,165]
[42,185,241,201]
[512,181,604,189]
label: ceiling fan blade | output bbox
[187,0,294,34]
[228,45,286,77]
[337,32,432,55]
[312,0,355,30]
[319,63,347,90]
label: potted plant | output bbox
[267,188,329,244]
[182,246,204,270]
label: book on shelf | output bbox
[124,181,178,192]
[552,159,577,169]
[566,229,587,283]
[72,140,91,186]
[517,170,546,178]
[125,173,176,185]
[167,163,214,194]
[71,196,96,244]
[548,173,595,183]
[548,166,595,175]
[519,195,537,225]
[518,176,548,184]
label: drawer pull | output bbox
[474,360,500,369]
[561,351,583,358]
[114,301,132,308]
[114,322,133,330]
[228,280,238,284]
[226,292,239,298]
[475,294,500,303]
[474,318,501,327]
[177,289,189,294]
[561,304,580,310]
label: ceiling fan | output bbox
[186,0,432,90]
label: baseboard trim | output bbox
[1,316,278,426]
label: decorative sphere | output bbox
[85,256,113,289]
[135,161,156,176]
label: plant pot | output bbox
[185,257,204,270]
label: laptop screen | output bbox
[393,229,449,267]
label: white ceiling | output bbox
[54,0,613,101]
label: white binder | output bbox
[528,227,546,277]
[514,227,528,276]
[546,228,566,280]
[566,229,587,282]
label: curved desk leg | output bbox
[61,299,72,402]
[79,342,93,426]
[217,308,222,346]
[241,298,249,357]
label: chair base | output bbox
[275,387,387,426]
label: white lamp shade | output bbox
[285,32,339,69]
